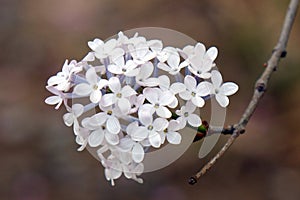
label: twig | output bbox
[189,0,299,185]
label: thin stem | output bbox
[189,0,299,185]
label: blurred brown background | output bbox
[0,0,300,199]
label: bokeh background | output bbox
[0,0,300,199]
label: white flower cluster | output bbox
[45,32,238,186]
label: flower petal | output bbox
[220,82,239,96]
[149,131,161,148]
[153,118,168,131]
[86,67,98,84]
[105,132,119,145]
[72,104,84,117]
[167,52,180,68]
[63,113,73,127]
[170,82,186,94]
[196,82,211,96]
[89,112,107,126]
[108,77,121,93]
[188,114,202,127]
[132,143,144,163]
[108,64,122,74]
[184,75,197,89]
[106,116,121,134]
[88,129,104,147]
[156,106,172,118]
[167,131,182,144]
[211,70,223,88]
[90,90,102,103]
[73,83,92,96]
[192,96,205,107]
[117,98,131,114]
[143,88,159,104]
[216,94,229,107]
[121,85,137,97]
[100,93,115,107]
[45,96,61,105]
[206,46,218,61]
[179,90,192,100]
[138,62,153,79]
[131,127,148,142]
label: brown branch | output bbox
[189,0,299,185]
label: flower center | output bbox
[184,112,189,117]
[154,103,159,108]
[107,110,112,115]
[191,92,196,97]
[93,84,98,90]
[122,68,127,72]
[116,93,122,98]
[215,89,219,94]
[164,128,168,133]
[148,125,153,130]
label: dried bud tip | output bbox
[280,50,287,58]
[188,177,197,185]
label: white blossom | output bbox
[101,77,137,114]
[73,67,108,103]
[176,100,202,128]
[179,75,211,107]
[204,70,239,107]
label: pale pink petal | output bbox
[196,82,211,96]
[72,104,84,117]
[158,75,170,90]
[167,131,181,144]
[159,91,174,106]
[142,78,160,87]
[179,90,192,100]
[153,118,168,131]
[90,90,102,103]
[89,112,107,126]
[63,113,73,127]
[138,62,153,79]
[88,38,103,51]
[106,116,121,134]
[195,43,206,57]
[206,46,218,61]
[149,131,161,148]
[138,109,153,126]
[211,70,223,88]
[104,39,117,53]
[88,129,104,147]
[100,93,115,107]
[188,114,202,127]
[216,94,229,107]
[108,64,122,74]
[121,86,137,97]
[132,143,144,163]
[168,97,178,108]
[220,82,239,96]
[167,52,180,68]
[143,88,159,104]
[86,67,98,84]
[45,96,61,105]
[198,72,211,79]
[117,98,131,114]
[170,82,186,94]
[156,106,172,118]
[192,96,205,107]
[157,63,171,72]
[73,83,92,96]
[131,127,148,142]
[118,137,134,152]
[105,132,119,145]
[108,77,121,93]
[184,75,196,89]
[185,100,196,113]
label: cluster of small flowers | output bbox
[45,32,238,186]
